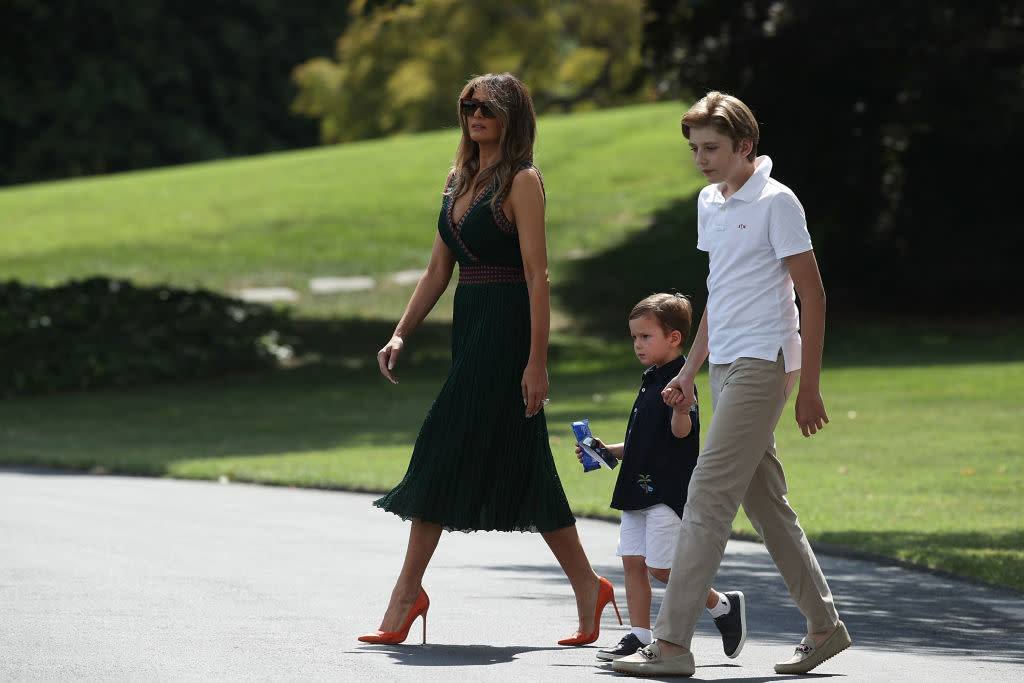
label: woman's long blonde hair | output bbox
[448,73,536,206]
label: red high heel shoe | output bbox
[558,576,622,646]
[358,588,430,644]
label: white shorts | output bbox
[616,503,682,570]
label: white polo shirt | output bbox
[696,156,812,372]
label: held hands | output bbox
[521,361,548,418]
[661,373,697,409]
[795,390,830,437]
[377,335,404,384]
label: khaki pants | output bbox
[653,353,839,648]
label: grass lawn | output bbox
[2,320,1021,590]
[2,101,1022,591]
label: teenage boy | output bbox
[613,91,851,677]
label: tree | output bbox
[0,0,353,185]
[291,0,647,143]
[642,1,1023,311]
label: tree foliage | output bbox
[291,0,647,143]
[643,1,1023,311]
[0,0,353,186]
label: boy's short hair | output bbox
[629,293,693,343]
[680,91,759,162]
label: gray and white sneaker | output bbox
[712,591,747,658]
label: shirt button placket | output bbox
[714,202,727,231]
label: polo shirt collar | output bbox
[714,155,773,203]
[642,354,686,384]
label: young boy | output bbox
[613,92,850,678]
[581,293,746,662]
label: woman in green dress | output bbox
[360,73,619,647]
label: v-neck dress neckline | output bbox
[448,186,490,233]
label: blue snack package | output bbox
[571,419,602,472]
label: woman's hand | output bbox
[377,335,404,384]
[521,361,548,418]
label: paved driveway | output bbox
[1,469,1022,681]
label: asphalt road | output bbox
[1,468,1022,682]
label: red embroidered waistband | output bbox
[457,263,526,284]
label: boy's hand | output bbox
[574,437,607,463]
[795,391,829,437]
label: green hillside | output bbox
[1,101,705,323]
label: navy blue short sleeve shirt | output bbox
[609,354,700,518]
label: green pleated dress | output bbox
[374,167,576,533]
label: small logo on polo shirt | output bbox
[737,223,747,229]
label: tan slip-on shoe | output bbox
[774,620,852,674]
[611,642,695,677]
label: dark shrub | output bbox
[0,278,294,396]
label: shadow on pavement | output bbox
[466,544,1024,667]
[353,644,831,683]
[708,550,1024,665]
[352,643,569,666]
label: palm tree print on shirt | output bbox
[637,474,653,494]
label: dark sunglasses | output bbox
[460,99,498,119]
